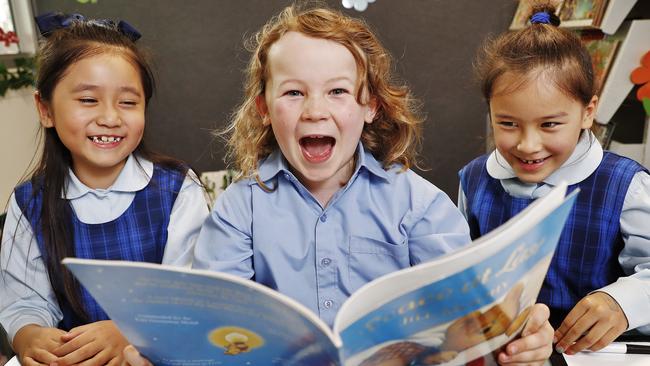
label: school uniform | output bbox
[193,143,471,327]
[458,131,650,332]
[0,154,209,343]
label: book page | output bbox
[63,260,341,366]
[334,185,577,366]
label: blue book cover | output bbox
[62,262,341,366]
[64,184,576,366]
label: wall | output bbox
[0,87,40,209]
[31,0,519,199]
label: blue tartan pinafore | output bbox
[459,152,647,326]
[15,164,185,329]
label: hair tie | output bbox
[530,11,560,27]
[34,12,141,41]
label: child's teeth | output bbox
[91,136,122,143]
[523,159,543,164]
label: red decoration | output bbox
[0,26,19,47]
[630,50,650,101]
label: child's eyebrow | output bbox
[70,84,141,96]
[71,83,100,92]
[326,76,354,83]
[493,113,517,120]
[538,112,568,119]
[493,112,568,120]
[118,86,143,96]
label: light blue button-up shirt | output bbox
[193,144,471,327]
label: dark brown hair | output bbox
[475,0,595,105]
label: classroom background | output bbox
[2,0,650,364]
[3,0,650,207]
[0,0,525,207]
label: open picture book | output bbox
[62,183,577,366]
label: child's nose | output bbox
[301,96,328,121]
[96,105,122,127]
[517,131,542,153]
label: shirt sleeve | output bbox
[161,170,210,268]
[191,181,255,279]
[457,183,470,222]
[597,171,650,333]
[407,185,471,266]
[0,194,63,344]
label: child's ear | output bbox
[34,91,54,128]
[255,95,271,126]
[364,97,378,124]
[582,95,598,129]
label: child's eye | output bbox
[497,121,517,128]
[79,98,97,104]
[284,90,303,97]
[120,100,138,106]
[541,121,560,128]
[330,88,348,95]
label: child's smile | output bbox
[489,71,596,183]
[258,31,376,204]
[89,135,124,147]
[36,53,146,189]
[299,135,335,163]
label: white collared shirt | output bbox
[0,154,209,343]
[458,131,650,333]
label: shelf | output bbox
[7,0,37,55]
[600,0,638,35]
[595,19,650,124]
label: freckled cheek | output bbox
[268,102,297,124]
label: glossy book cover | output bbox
[64,184,577,366]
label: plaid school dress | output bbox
[459,152,647,327]
[15,164,186,329]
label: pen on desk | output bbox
[590,343,650,354]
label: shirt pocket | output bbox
[348,235,410,292]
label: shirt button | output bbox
[320,214,327,222]
[323,300,333,309]
[321,258,331,266]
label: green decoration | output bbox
[0,57,36,97]
[643,98,650,117]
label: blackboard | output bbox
[32,0,518,199]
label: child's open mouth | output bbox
[89,135,123,147]
[300,135,335,163]
[517,157,547,171]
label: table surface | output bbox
[550,342,650,366]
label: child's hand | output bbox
[12,324,66,366]
[121,345,152,366]
[498,304,553,365]
[52,320,129,366]
[554,291,627,355]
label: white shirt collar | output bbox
[64,154,153,199]
[486,130,603,186]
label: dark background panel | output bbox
[32,0,519,199]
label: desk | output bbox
[550,342,650,366]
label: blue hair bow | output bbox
[34,12,141,42]
[530,11,560,27]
